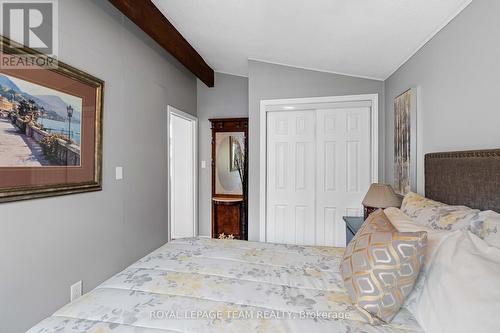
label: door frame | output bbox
[259,94,379,242]
[167,105,198,241]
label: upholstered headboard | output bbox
[425,149,500,212]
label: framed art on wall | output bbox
[229,135,244,172]
[394,88,417,196]
[0,36,103,203]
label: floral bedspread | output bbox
[28,238,422,333]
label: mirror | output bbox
[215,132,245,195]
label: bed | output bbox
[28,149,500,333]
[27,237,422,333]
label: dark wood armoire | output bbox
[210,118,248,240]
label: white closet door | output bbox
[315,107,371,247]
[266,107,371,247]
[266,111,316,245]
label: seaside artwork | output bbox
[0,73,82,166]
[0,35,103,203]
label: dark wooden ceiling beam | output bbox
[109,0,214,87]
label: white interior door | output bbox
[266,104,372,247]
[169,108,197,239]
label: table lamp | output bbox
[362,183,402,220]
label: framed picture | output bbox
[229,135,243,172]
[394,88,417,195]
[0,36,103,203]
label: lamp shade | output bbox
[362,183,402,208]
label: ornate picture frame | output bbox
[0,36,103,203]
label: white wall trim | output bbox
[384,0,473,80]
[167,106,198,241]
[215,70,249,78]
[259,94,379,242]
[248,58,384,82]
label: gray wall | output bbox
[0,1,196,332]
[197,73,249,236]
[385,0,500,193]
[248,60,385,241]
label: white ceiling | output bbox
[152,0,472,80]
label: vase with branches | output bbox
[233,138,247,240]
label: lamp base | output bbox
[363,206,378,220]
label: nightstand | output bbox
[343,216,364,245]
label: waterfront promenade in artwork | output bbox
[0,73,82,167]
[0,117,49,166]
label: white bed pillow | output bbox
[384,207,451,267]
[470,210,500,248]
[410,230,500,333]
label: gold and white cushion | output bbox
[340,209,427,324]
[401,192,480,231]
[401,192,500,248]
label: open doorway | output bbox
[167,106,198,240]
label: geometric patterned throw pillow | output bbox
[340,209,427,324]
